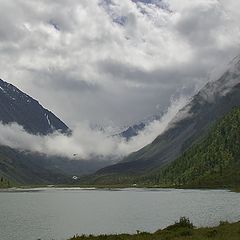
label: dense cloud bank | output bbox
[0,0,239,160]
[0,96,189,159]
[0,0,239,127]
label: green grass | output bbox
[232,187,240,193]
[69,218,240,240]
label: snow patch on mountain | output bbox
[168,103,193,127]
[0,86,5,92]
[0,79,34,103]
[199,55,240,102]
[0,78,69,135]
[167,55,240,129]
[45,113,52,128]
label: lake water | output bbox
[0,188,240,240]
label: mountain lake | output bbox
[0,188,240,240]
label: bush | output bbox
[165,217,194,231]
[219,221,229,226]
[206,229,218,238]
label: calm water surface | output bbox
[0,188,240,240]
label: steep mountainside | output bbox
[0,146,69,185]
[0,78,71,185]
[0,79,112,185]
[141,107,240,188]
[0,146,112,185]
[0,79,69,135]
[97,55,240,176]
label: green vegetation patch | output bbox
[80,107,240,189]
[0,176,11,188]
[141,107,240,188]
[69,218,240,240]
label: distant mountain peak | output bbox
[0,78,69,135]
[117,113,163,141]
[168,55,240,129]
[200,55,240,100]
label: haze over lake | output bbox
[0,188,240,240]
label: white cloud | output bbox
[0,95,189,159]
[0,0,239,161]
[219,0,240,24]
[0,0,239,128]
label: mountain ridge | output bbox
[0,78,69,135]
[138,106,240,188]
[0,78,113,185]
[96,55,240,176]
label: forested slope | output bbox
[143,107,240,188]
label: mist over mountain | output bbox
[0,76,187,184]
[117,114,163,141]
[1,0,239,127]
[0,79,113,184]
[97,55,240,176]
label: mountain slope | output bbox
[0,79,112,185]
[0,145,112,185]
[0,78,74,185]
[0,146,69,184]
[0,79,69,135]
[142,107,240,188]
[97,55,240,176]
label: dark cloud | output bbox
[25,68,101,92]
[175,2,225,47]
[98,58,208,88]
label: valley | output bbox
[1,55,240,190]
[0,1,240,239]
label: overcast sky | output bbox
[0,0,240,128]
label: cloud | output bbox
[117,95,190,154]
[0,95,189,159]
[0,0,239,128]
[219,0,240,24]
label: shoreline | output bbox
[69,219,240,240]
[1,185,239,193]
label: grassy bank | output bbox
[232,187,240,193]
[69,218,240,240]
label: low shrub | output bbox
[165,217,194,231]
